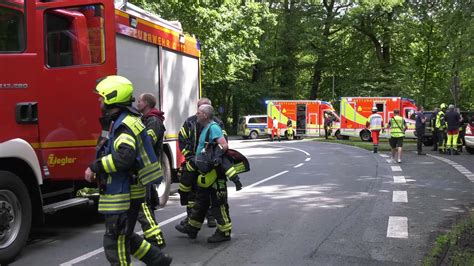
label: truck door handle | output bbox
[16,102,38,124]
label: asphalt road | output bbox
[12,139,474,265]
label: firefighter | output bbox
[431,107,439,151]
[272,116,280,141]
[177,98,224,228]
[415,105,427,155]
[386,109,407,163]
[366,106,383,153]
[175,104,233,243]
[324,112,333,139]
[436,103,447,154]
[84,76,171,265]
[445,104,463,155]
[287,118,294,140]
[135,93,166,249]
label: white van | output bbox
[237,115,268,139]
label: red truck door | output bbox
[0,1,39,146]
[35,2,116,180]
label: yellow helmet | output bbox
[440,103,447,109]
[96,75,134,106]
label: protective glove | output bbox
[230,176,243,191]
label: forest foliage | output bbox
[129,0,473,132]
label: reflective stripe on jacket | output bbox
[436,110,446,130]
[367,114,383,130]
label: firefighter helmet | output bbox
[440,103,447,110]
[372,106,378,112]
[96,75,134,106]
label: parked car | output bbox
[237,115,268,139]
[461,111,474,154]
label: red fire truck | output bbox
[0,0,200,262]
[266,100,340,138]
[339,97,418,141]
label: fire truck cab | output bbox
[0,0,200,262]
[339,97,417,141]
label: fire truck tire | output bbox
[157,153,171,208]
[249,131,259,139]
[0,171,32,264]
[360,130,372,142]
[335,130,343,140]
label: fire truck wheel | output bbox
[0,171,32,264]
[335,130,343,140]
[360,130,372,142]
[157,153,171,208]
[249,131,259,139]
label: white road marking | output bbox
[294,163,304,168]
[305,157,311,162]
[62,169,291,265]
[60,212,187,266]
[428,154,474,183]
[391,166,402,172]
[393,176,406,184]
[392,191,408,203]
[380,154,389,158]
[387,216,408,238]
[386,159,392,163]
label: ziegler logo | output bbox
[48,154,77,167]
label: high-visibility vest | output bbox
[390,115,405,138]
[367,113,383,130]
[98,112,163,214]
[436,110,446,130]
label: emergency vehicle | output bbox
[266,100,340,138]
[339,97,417,141]
[0,0,200,262]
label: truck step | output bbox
[43,198,92,214]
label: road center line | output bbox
[393,176,406,184]
[305,157,311,162]
[392,191,408,203]
[391,166,402,172]
[294,163,304,168]
[387,216,408,238]
[380,154,389,158]
[386,159,392,163]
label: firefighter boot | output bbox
[175,223,198,239]
[373,146,378,153]
[207,229,231,243]
[141,249,172,266]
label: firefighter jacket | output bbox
[178,115,226,160]
[91,112,163,214]
[366,113,383,130]
[142,108,166,161]
[436,110,446,130]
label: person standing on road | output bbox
[287,118,294,140]
[445,104,463,155]
[84,76,171,265]
[272,116,280,141]
[387,109,407,163]
[366,106,383,153]
[175,104,234,243]
[431,107,440,151]
[436,103,447,154]
[324,112,333,140]
[177,98,224,228]
[415,105,427,155]
[136,93,167,249]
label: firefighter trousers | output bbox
[137,187,166,248]
[103,198,167,265]
[438,130,447,152]
[188,178,231,235]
